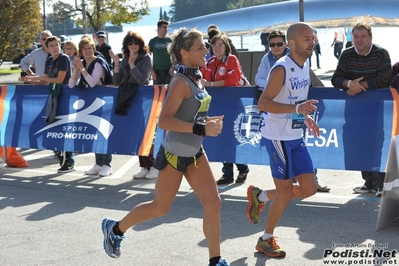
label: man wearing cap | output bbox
[95,30,112,66]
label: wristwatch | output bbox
[81,68,86,72]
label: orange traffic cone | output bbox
[0,147,29,167]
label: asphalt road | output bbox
[0,149,398,266]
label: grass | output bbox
[0,68,21,75]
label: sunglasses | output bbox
[269,42,285,47]
[41,38,47,41]
[97,36,105,38]
[128,41,140,46]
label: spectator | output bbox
[148,20,174,85]
[390,61,399,89]
[331,22,392,197]
[345,27,353,48]
[254,29,290,100]
[30,42,38,50]
[109,31,156,179]
[95,30,112,66]
[331,27,345,59]
[20,36,74,173]
[80,34,107,62]
[254,29,325,95]
[201,33,250,185]
[58,39,78,172]
[207,24,239,57]
[68,37,114,177]
[101,28,229,266]
[20,30,52,78]
[63,40,78,68]
[246,22,319,257]
[260,32,270,53]
[206,27,221,60]
[309,29,321,69]
[20,35,70,85]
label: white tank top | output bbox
[260,55,311,140]
[336,28,345,42]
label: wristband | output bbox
[295,104,300,114]
[193,122,206,136]
[347,80,351,88]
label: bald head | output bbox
[286,22,315,63]
[287,22,312,42]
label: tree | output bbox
[163,11,169,21]
[227,0,289,10]
[50,0,150,33]
[169,0,230,22]
[0,0,42,61]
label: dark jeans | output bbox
[333,41,344,59]
[139,145,154,168]
[58,151,74,166]
[345,41,352,49]
[361,171,385,190]
[222,163,249,180]
[154,69,172,85]
[309,53,320,68]
[139,156,154,168]
[95,153,112,167]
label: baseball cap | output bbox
[96,30,106,37]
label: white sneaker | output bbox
[133,167,149,179]
[99,165,113,177]
[84,164,102,175]
[353,185,375,194]
[145,167,158,179]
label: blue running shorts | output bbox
[264,137,314,180]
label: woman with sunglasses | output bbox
[110,31,155,178]
[254,30,289,100]
[201,33,250,185]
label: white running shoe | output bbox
[145,167,158,179]
[99,165,113,177]
[353,185,375,194]
[133,167,149,179]
[85,164,102,175]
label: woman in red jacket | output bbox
[202,34,249,88]
[201,34,250,185]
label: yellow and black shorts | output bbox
[154,145,205,173]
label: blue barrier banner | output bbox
[0,84,165,155]
[156,87,397,171]
[1,84,398,171]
